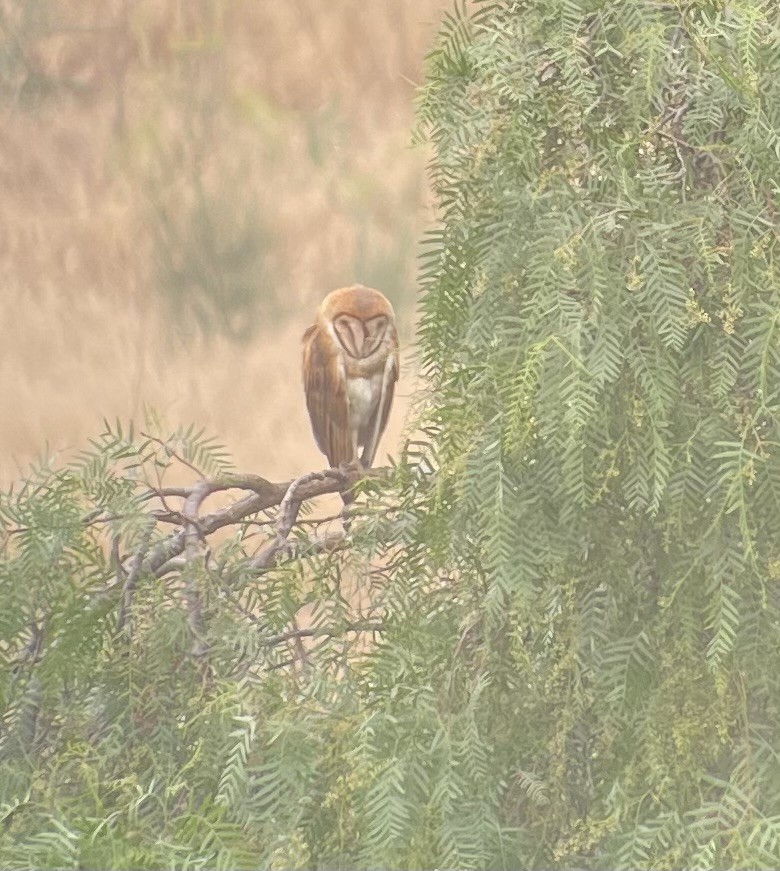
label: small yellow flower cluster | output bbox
[685,287,711,326]
[717,286,744,335]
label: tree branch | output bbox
[249,468,348,570]
[140,466,389,576]
[116,519,154,635]
[108,465,391,658]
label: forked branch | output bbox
[117,466,390,642]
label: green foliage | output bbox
[4,2,780,869]
[0,421,396,869]
[408,0,780,866]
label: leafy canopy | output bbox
[415,0,780,866]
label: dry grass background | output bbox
[0,0,447,485]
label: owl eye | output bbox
[361,315,388,356]
[365,315,387,337]
[334,315,364,357]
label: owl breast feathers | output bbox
[302,285,398,469]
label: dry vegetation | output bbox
[0,0,446,484]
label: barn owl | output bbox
[302,285,398,474]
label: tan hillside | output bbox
[0,0,446,484]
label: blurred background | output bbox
[0,0,447,484]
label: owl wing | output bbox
[302,324,354,467]
[360,324,399,469]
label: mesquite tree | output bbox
[3,2,780,869]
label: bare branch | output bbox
[116,520,155,635]
[261,620,384,648]
[182,480,215,656]
[101,464,392,660]
[14,619,46,668]
[111,534,124,586]
[249,469,348,570]
[141,466,389,576]
[140,487,193,501]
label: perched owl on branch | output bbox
[302,285,398,475]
